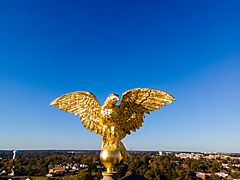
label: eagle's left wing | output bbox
[119,88,175,135]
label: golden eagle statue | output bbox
[50,88,175,173]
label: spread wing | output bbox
[50,91,103,135]
[119,88,175,135]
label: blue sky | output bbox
[0,0,240,152]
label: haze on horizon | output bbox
[0,0,240,153]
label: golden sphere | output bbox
[100,149,122,173]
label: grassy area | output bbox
[31,175,80,180]
[31,176,48,180]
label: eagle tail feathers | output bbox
[118,141,129,162]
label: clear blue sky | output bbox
[0,0,240,152]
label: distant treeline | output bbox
[0,150,240,179]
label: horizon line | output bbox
[0,149,239,154]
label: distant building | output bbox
[46,173,53,177]
[215,172,229,178]
[159,151,163,156]
[49,166,66,174]
[158,151,172,156]
[79,163,88,168]
[194,172,212,180]
[233,164,240,168]
[222,163,229,169]
[195,172,206,180]
[175,153,203,160]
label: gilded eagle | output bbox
[50,88,175,160]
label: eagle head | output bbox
[103,93,119,108]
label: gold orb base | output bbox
[100,149,122,173]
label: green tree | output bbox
[232,172,240,179]
[78,171,93,180]
[144,169,157,179]
[209,161,221,173]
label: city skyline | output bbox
[0,0,240,152]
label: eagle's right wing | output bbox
[50,91,103,135]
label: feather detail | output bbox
[50,91,103,135]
